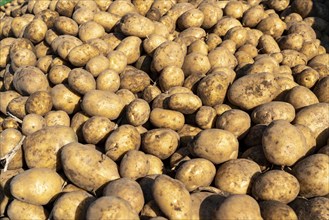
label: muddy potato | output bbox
[7,199,49,220]
[242,5,265,28]
[82,116,116,145]
[119,66,151,94]
[246,56,278,75]
[25,91,52,116]
[191,129,239,164]
[300,40,320,61]
[23,19,47,44]
[206,33,222,51]
[86,196,139,220]
[195,106,217,129]
[182,52,211,77]
[150,108,185,131]
[213,17,241,37]
[120,150,150,180]
[48,65,71,85]
[158,66,185,92]
[294,103,329,147]
[295,67,319,88]
[175,158,216,192]
[21,113,46,136]
[208,47,237,70]
[168,93,202,114]
[291,197,329,220]
[23,125,77,170]
[54,16,78,36]
[106,50,127,74]
[10,168,64,205]
[44,110,70,127]
[120,13,154,38]
[146,154,164,175]
[103,177,144,213]
[285,86,319,110]
[125,98,150,126]
[7,96,28,120]
[153,175,192,219]
[142,128,180,160]
[228,72,280,110]
[215,159,261,194]
[95,69,120,92]
[258,34,281,54]
[11,17,31,38]
[313,76,329,103]
[224,1,244,19]
[92,11,120,34]
[293,154,329,198]
[67,68,96,95]
[67,43,100,67]
[85,55,110,77]
[251,101,295,125]
[257,14,286,38]
[87,38,110,55]
[177,8,204,30]
[61,142,120,192]
[116,89,136,106]
[10,48,37,71]
[82,90,124,120]
[259,200,298,220]
[116,36,142,64]
[215,194,262,220]
[0,128,24,170]
[216,109,251,139]
[51,84,81,114]
[72,8,94,25]
[143,34,167,56]
[0,90,20,115]
[78,21,105,43]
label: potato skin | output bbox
[120,13,155,38]
[150,108,185,131]
[168,93,202,114]
[191,129,239,164]
[10,168,64,205]
[119,150,150,180]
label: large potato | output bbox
[191,129,239,164]
[61,142,120,192]
[23,125,77,170]
[10,168,64,205]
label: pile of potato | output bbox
[0,0,329,219]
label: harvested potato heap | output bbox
[1,0,329,219]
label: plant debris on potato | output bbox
[0,0,328,219]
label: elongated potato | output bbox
[150,108,185,131]
[120,13,155,38]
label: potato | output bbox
[177,9,204,30]
[293,153,329,198]
[52,191,95,220]
[242,5,265,28]
[78,21,105,43]
[7,199,49,220]
[10,48,36,71]
[120,66,151,93]
[119,13,155,38]
[86,196,139,220]
[251,101,296,125]
[0,128,24,170]
[313,76,329,103]
[142,128,180,160]
[228,72,280,110]
[55,37,83,60]
[167,92,202,114]
[54,16,78,36]
[159,66,184,91]
[257,14,286,38]
[175,158,216,192]
[119,150,150,180]
[61,142,120,192]
[215,194,262,220]
[246,56,279,75]
[25,91,52,116]
[292,197,329,220]
[82,116,116,145]
[213,17,241,37]
[23,125,77,170]
[182,52,211,77]
[93,11,121,32]
[141,200,165,219]
[51,84,81,114]
[104,124,140,161]
[72,8,94,25]
[262,120,308,166]
[195,106,216,129]
[94,70,120,92]
[258,34,281,54]
[143,34,167,56]
[11,17,30,38]
[108,0,137,17]
[288,22,317,42]
[7,96,28,119]
[216,109,251,139]
[67,68,96,95]
[48,65,70,85]
[132,0,153,16]
[153,175,192,219]
[293,103,329,147]
[208,47,237,70]
[116,89,136,106]
[284,86,319,110]
[125,98,150,126]
[267,0,290,11]
[259,200,298,220]
[21,113,46,136]
[191,129,238,164]
[223,1,244,19]
[116,36,142,64]
[300,40,320,61]
[10,168,64,205]
[252,170,300,203]
[44,110,70,127]
[67,43,100,67]
[81,90,124,120]
[150,108,185,131]
[146,154,164,175]
[103,177,144,213]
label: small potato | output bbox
[82,116,116,145]
[25,91,52,116]
[152,41,185,72]
[224,1,244,19]
[120,66,151,93]
[103,177,144,213]
[107,0,137,17]
[291,197,329,220]
[142,128,179,160]
[21,113,46,136]
[126,98,150,126]
[23,19,47,44]
[45,110,70,127]
[252,170,300,204]
[288,22,316,42]
[85,55,110,78]
[191,129,239,164]
[10,48,37,71]
[177,124,202,149]
[258,34,281,54]
[61,142,120,192]
[132,0,153,16]
[208,47,237,69]
[224,26,248,48]
[259,200,298,220]
[54,16,79,36]
[246,56,279,75]
[153,175,192,220]
[52,191,95,220]
[182,52,211,77]
[7,199,49,220]
[285,86,319,110]
[51,84,81,114]
[105,125,141,161]
[216,109,251,139]
[96,69,120,92]
[206,33,222,51]
[24,125,77,170]
[72,8,94,25]
[242,5,265,28]
[257,14,286,38]
[197,2,222,29]
[48,65,71,85]
[175,158,216,192]
[293,154,329,198]
[213,17,241,37]
[120,13,155,38]
[7,96,28,120]
[150,108,185,131]
[299,40,320,61]
[116,89,136,106]
[143,34,167,56]
[93,12,120,33]
[177,9,204,30]
[79,21,105,42]
[168,93,202,114]
[278,33,304,51]
[227,72,280,110]
[213,104,232,115]
[146,154,164,175]
[159,66,185,92]
[86,196,139,220]
[251,101,296,124]
[188,39,208,55]
[295,68,319,88]
[215,159,261,194]
[116,36,142,64]
[313,76,329,103]
[263,120,308,166]
[238,44,258,58]
[10,168,64,205]
[68,68,96,95]
[106,50,127,74]
[195,106,217,129]
[120,150,150,180]
[215,194,262,220]
[67,44,100,67]
[81,90,124,120]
